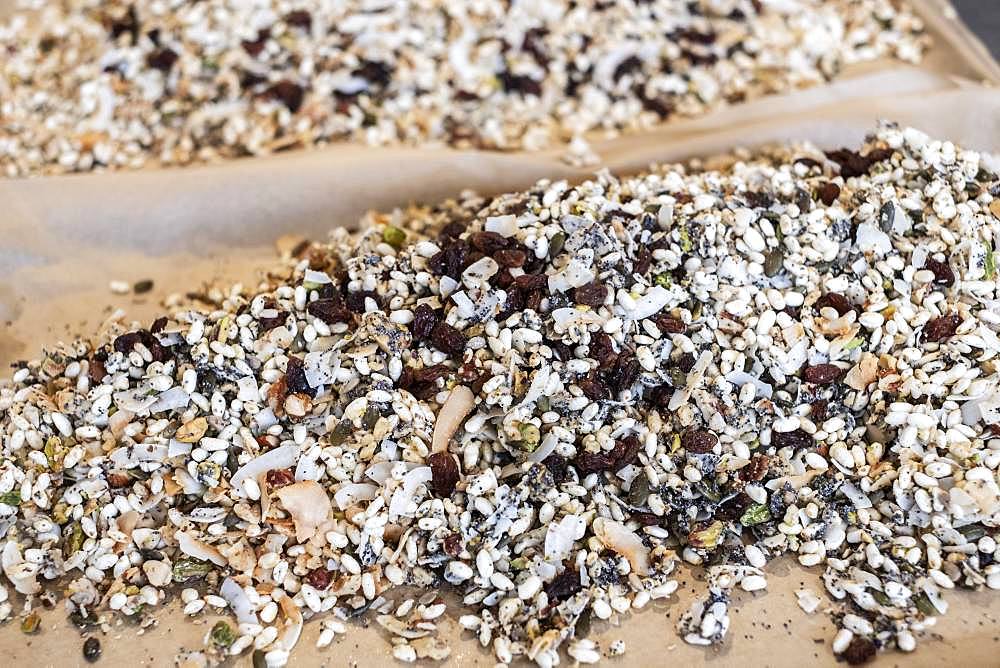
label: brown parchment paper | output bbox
[1,1,1000,666]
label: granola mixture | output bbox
[2,123,999,666]
[0,0,929,176]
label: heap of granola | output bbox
[2,123,999,666]
[0,0,928,176]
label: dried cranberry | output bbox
[922,257,955,287]
[681,429,718,454]
[574,281,607,308]
[430,322,466,356]
[814,293,852,316]
[839,637,876,665]
[544,567,582,604]
[305,568,332,590]
[265,80,305,113]
[145,47,178,71]
[266,468,295,488]
[494,248,527,268]
[469,231,510,253]
[816,181,841,206]
[802,363,843,385]
[655,314,687,334]
[427,452,460,497]
[923,314,961,343]
[306,298,351,325]
[284,356,316,397]
[772,428,812,450]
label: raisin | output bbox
[612,55,643,82]
[88,357,107,384]
[498,70,542,97]
[810,399,829,422]
[304,568,332,590]
[632,246,652,276]
[306,298,352,325]
[494,248,527,268]
[574,281,607,308]
[588,332,618,369]
[284,356,316,397]
[443,534,463,557]
[578,374,608,401]
[399,364,450,399]
[825,148,889,178]
[544,567,582,604]
[266,468,295,488]
[430,322,466,356]
[258,309,290,331]
[346,290,381,313]
[574,435,642,474]
[427,452,460,497]
[114,330,170,363]
[814,293,852,316]
[469,231,510,253]
[107,473,130,488]
[265,80,305,113]
[542,454,569,484]
[922,257,955,287]
[802,363,843,385]
[285,10,312,29]
[923,314,961,343]
[608,357,640,393]
[816,181,840,206]
[631,512,662,526]
[429,240,472,279]
[772,428,812,450]
[241,29,269,56]
[513,273,548,290]
[83,637,102,663]
[150,316,168,333]
[411,303,440,340]
[353,60,392,88]
[676,352,696,373]
[655,314,687,334]
[840,637,876,665]
[438,222,466,241]
[682,429,718,453]
[738,453,770,482]
[646,384,673,408]
[145,47,178,71]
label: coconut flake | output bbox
[723,371,773,399]
[221,577,259,625]
[149,386,190,413]
[334,482,379,510]
[274,481,332,542]
[388,466,433,519]
[594,518,651,575]
[275,590,304,652]
[230,445,299,494]
[856,222,892,256]
[484,215,518,237]
[2,541,40,595]
[176,530,228,566]
[629,285,672,320]
[544,514,586,562]
[432,385,474,453]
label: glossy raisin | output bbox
[430,322,466,356]
[814,293,852,316]
[306,298,352,325]
[574,281,607,308]
[922,257,955,287]
[816,181,841,206]
[772,428,812,450]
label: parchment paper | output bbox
[1,1,999,666]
